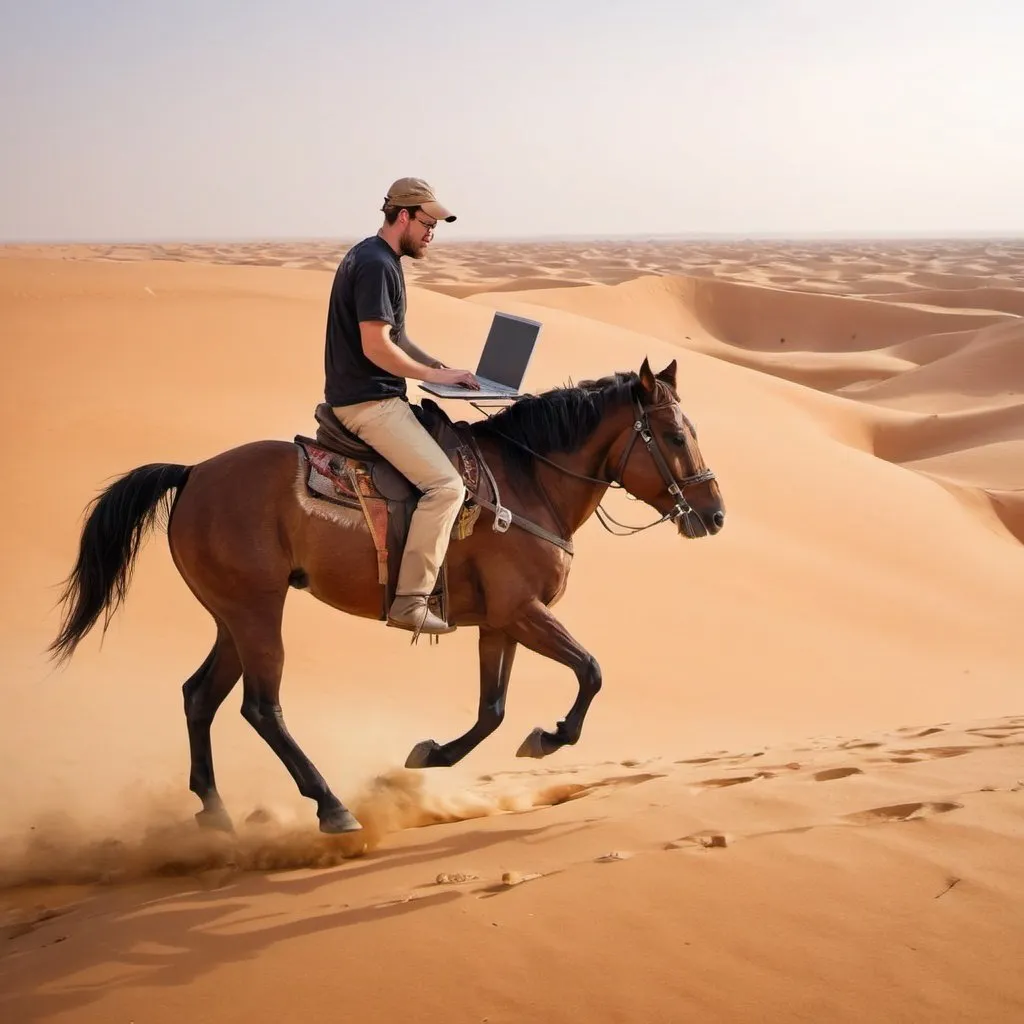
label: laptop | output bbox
[420,311,541,400]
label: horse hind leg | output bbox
[183,622,242,831]
[232,603,362,835]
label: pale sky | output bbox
[2,0,1022,241]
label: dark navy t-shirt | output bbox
[324,235,407,406]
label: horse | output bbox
[48,357,724,835]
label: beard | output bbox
[398,228,427,259]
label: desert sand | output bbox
[1,237,1023,1022]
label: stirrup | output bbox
[387,595,455,644]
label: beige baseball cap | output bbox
[381,177,456,223]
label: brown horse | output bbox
[48,358,724,835]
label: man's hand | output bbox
[427,366,480,389]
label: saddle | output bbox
[294,401,486,621]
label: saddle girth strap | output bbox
[468,438,574,557]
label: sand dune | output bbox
[10,236,1021,295]
[865,287,1024,316]
[466,259,1024,552]
[848,319,1024,407]
[2,238,1023,1023]
[873,401,1024,467]
[413,275,593,299]
[474,272,1012,352]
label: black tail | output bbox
[49,463,192,664]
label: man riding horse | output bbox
[324,177,479,637]
[48,186,725,836]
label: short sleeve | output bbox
[353,259,398,327]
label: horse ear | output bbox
[639,357,657,394]
[656,359,677,389]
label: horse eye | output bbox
[665,432,687,448]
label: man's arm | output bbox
[360,322,479,388]
[360,322,440,380]
[396,328,444,370]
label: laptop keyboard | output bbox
[428,376,518,396]
[475,377,517,393]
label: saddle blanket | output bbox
[294,435,483,620]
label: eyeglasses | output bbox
[413,213,437,232]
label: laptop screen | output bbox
[476,313,542,387]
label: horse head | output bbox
[606,357,725,538]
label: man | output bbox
[324,177,480,636]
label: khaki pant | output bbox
[331,398,466,598]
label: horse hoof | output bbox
[195,807,234,833]
[405,739,442,769]
[516,727,553,759]
[319,807,363,834]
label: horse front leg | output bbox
[405,626,517,768]
[506,599,602,759]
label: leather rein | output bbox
[471,396,717,550]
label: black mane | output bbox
[472,371,641,473]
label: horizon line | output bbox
[3,230,1024,247]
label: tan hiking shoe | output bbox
[387,595,456,635]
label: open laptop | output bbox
[420,311,541,400]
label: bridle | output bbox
[479,393,717,540]
[598,396,717,536]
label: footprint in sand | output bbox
[666,832,729,850]
[697,771,775,789]
[967,724,1024,740]
[896,727,945,738]
[840,741,884,750]
[576,772,668,795]
[868,745,984,765]
[529,772,668,809]
[844,801,962,825]
[698,776,758,788]
[813,767,864,782]
[889,746,977,761]
[595,773,668,788]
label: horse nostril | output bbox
[712,511,725,529]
